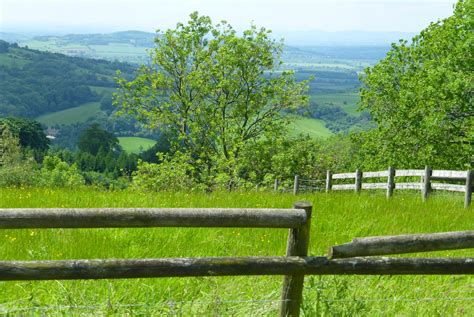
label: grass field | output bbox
[118,137,156,154]
[36,102,102,126]
[21,40,150,64]
[0,189,472,315]
[0,53,29,67]
[290,116,333,139]
[90,85,116,96]
[311,92,361,116]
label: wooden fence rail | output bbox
[0,208,308,229]
[1,257,473,281]
[0,202,313,316]
[329,230,474,259]
[290,166,473,208]
[1,203,474,316]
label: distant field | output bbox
[0,189,471,315]
[36,102,102,126]
[311,91,361,115]
[289,116,333,139]
[90,86,116,96]
[118,136,156,154]
[20,39,150,64]
[284,62,357,70]
[0,53,29,67]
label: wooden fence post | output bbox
[275,178,280,192]
[386,166,395,199]
[325,170,332,192]
[465,170,473,208]
[422,166,432,201]
[355,169,362,193]
[293,175,299,195]
[280,201,312,317]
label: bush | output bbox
[0,162,39,187]
[133,152,203,192]
[39,156,84,188]
[83,171,129,190]
[0,126,40,187]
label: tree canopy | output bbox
[116,12,310,186]
[77,123,121,156]
[358,0,473,169]
[0,117,49,152]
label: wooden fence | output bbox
[289,167,473,208]
[1,203,473,316]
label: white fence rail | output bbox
[289,167,473,208]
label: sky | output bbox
[0,0,457,34]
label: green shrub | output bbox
[83,171,129,190]
[0,125,40,187]
[0,162,39,187]
[39,156,85,188]
[133,152,203,192]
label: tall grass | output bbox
[0,188,472,315]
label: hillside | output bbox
[0,40,135,118]
[36,102,102,126]
[0,34,373,148]
[15,31,155,64]
[3,31,380,120]
[290,116,333,138]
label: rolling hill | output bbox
[0,33,372,148]
[36,102,102,126]
[0,40,135,118]
[290,116,333,139]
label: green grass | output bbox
[0,189,472,315]
[311,92,361,116]
[36,102,102,126]
[118,137,156,154]
[89,86,116,96]
[289,116,333,139]
[0,53,29,67]
[21,39,150,64]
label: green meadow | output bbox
[290,116,333,139]
[0,189,472,315]
[118,136,156,154]
[311,92,361,116]
[36,102,102,126]
[21,40,150,64]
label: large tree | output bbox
[116,12,310,183]
[77,123,120,156]
[358,0,473,169]
[0,117,49,152]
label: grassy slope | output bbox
[0,189,472,315]
[90,86,116,96]
[118,136,156,154]
[290,116,333,139]
[36,102,102,126]
[311,91,361,116]
[0,53,29,67]
[35,103,332,141]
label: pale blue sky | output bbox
[1,0,457,33]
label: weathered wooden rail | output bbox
[0,202,313,316]
[2,257,473,280]
[329,231,474,259]
[291,167,473,208]
[1,203,473,316]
